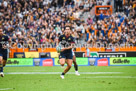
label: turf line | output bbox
[0,88,13,90]
[81,76,136,78]
[5,72,123,75]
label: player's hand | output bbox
[2,45,7,49]
[61,48,65,52]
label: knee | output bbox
[60,63,65,66]
[68,64,72,68]
[60,60,65,66]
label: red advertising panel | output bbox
[42,59,53,66]
[98,58,108,66]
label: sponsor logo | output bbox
[25,52,39,58]
[42,59,53,66]
[54,58,89,66]
[62,37,65,39]
[16,54,24,58]
[14,53,25,58]
[113,59,130,64]
[110,57,136,65]
[68,38,71,40]
[88,58,96,66]
[39,52,51,58]
[90,52,98,57]
[98,58,108,66]
[83,52,98,57]
[33,59,41,66]
[98,53,126,57]
[6,58,33,66]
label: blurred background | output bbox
[0,0,136,60]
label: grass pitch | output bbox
[0,66,136,91]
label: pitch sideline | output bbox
[0,88,13,90]
[81,76,136,78]
[5,72,123,75]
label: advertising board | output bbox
[110,57,136,66]
[6,58,33,66]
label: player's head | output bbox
[0,28,3,36]
[64,26,72,36]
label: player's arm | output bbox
[57,35,62,46]
[6,36,12,49]
[56,35,62,53]
[61,44,73,50]
[2,36,12,49]
[61,37,75,51]
[8,37,12,46]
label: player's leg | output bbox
[0,55,4,77]
[59,58,65,66]
[73,55,80,76]
[59,52,66,66]
[2,51,8,67]
[59,53,65,68]
[2,50,8,75]
[60,53,73,79]
[60,59,73,79]
[64,59,73,74]
[60,58,66,79]
[3,60,7,67]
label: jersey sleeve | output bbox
[71,37,75,43]
[59,35,62,42]
[5,35,10,41]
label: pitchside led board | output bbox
[95,5,112,15]
[6,58,33,67]
[54,58,89,66]
[88,58,109,66]
[110,57,136,66]
[33,58,54,66]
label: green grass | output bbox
[0,66,136,91]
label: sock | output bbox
[61,72,65,75]
[76,71,78,73]
[74,64,78,71]
[0,64,3,72]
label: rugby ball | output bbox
[56,45,61,53]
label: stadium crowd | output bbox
[87,0,136,47]
[0,0,136,48]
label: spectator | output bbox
[0,0,135,51]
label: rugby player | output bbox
[58,26,75,79]
[72,48,80,76]
[0,28,11,77]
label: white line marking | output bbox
[81,76,136,78]
[5,72,123,75]
[0,88,13,90]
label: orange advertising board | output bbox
[95,5,112,15]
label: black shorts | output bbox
[59,52,73,59]
[0,50,8,60]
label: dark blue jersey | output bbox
[0,34,9,51]
[59,34,75,53]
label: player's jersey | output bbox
[59,34,75,54]
[0,34,9,51]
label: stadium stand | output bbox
[0,0,136,57]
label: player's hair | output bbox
[64,25,72,31]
